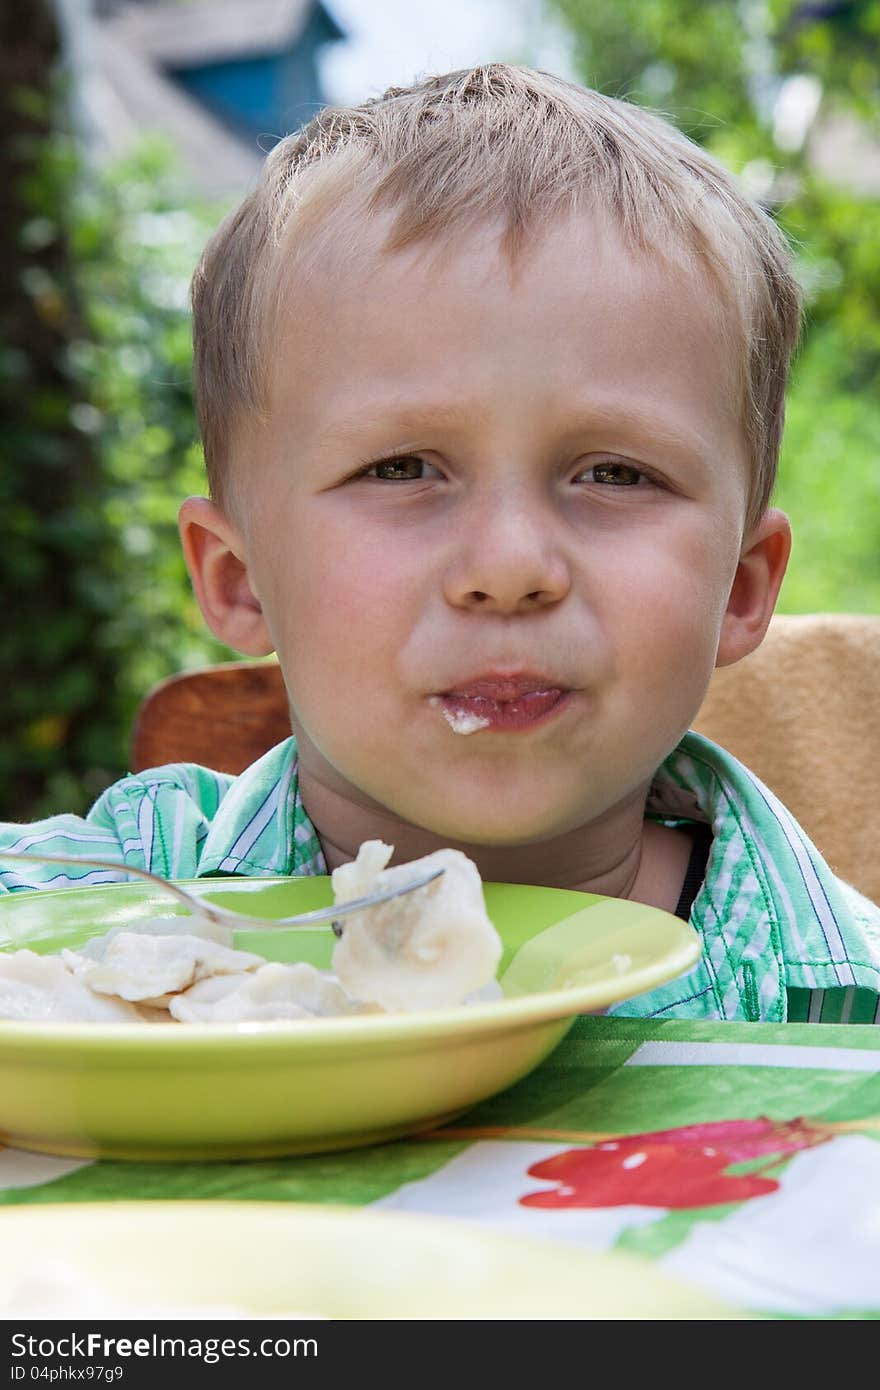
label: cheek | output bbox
[604,525,736,684]
[627,518,737,614]
[266,526,419,696]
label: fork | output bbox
[0,850,444,937]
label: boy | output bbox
[2,64,878,1022]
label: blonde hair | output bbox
[191,63,802,528]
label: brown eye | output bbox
[368,456,434,481]
[580,460,643,486]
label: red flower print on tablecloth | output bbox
[520,1117,832,1209]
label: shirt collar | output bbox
[197,737,326,879]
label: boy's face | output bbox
[185,210,787,846]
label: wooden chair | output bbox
[131,658,291,777]
[131,614,880,903]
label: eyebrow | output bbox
[575,405,716,467]
[320,398,717,466]
[321,401,476,446]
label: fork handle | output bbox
[0,849,445,932]
[264,867,445,929]
[0,850,213,917]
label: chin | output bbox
[399,801,574,848]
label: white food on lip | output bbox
[62,932,265,1004]
[169,962,380,1023]
[428,695,490,735]
[0,951,143,1023]
[443,707,491,735]
[331,840,502,1011]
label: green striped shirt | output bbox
[1,732,878,1023]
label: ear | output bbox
[716,507,792,668]
[178,496,275,657]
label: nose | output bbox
[443,490,572,615]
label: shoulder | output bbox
[0,740,304,888]
[93,759,237,821]
[97,739,307,877]
[837,877,880,939]
[654,731,880,1009]
[97,759,236,808]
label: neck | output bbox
[296,762,693,914]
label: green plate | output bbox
[0,1201,742,1320]
[0,877,701,1161]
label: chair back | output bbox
[131,660,290,776]
[692,613,880,904]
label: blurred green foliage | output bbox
[62,139,233,700]
[1,123,233,820]
[551,0,880,612]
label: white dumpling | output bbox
[330,841,502,1011]
[72,914,235,962]
[169,962,374,1023]
[63,932,265,1004]
[0,951,144,1023]
[133,1003,178,1023]
[462,978,505,1004]
[330,840,394,900]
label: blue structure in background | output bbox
[167,2,344,146]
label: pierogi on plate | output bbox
[0,841,503,1024]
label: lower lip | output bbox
[436,689,571,733]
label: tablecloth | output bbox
[2,1016,879,1320]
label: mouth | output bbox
[430,673,572,735]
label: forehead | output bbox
[262,207,745,480]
